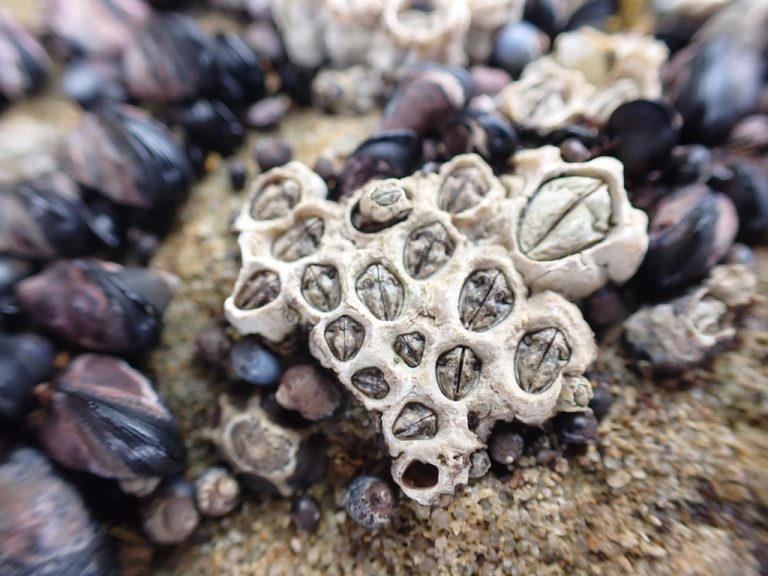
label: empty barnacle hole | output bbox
[300,263,341,312]
[248,173,301,220]
[517,174,612,262]
[355,262,405,321]
[272,216,325,262]
[438,162,491,214]
[401,460,440,489]
[393,331,426,367]
[514,327,571,394]
[324,315,365,361]
[233,269,281,311]
[435,345,482,401]
[458,268,514,331]
[351,367,390,400]
[350,180,413,233]
[403,221,455,279]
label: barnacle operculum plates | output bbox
[225,152,646,504]
[506,147,649,299]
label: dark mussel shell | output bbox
[0,332,56,421]
[0,10,49,103]
[563,0,618,32]
[212,32,266,108]
[491,21,549,79]
[637,183,738,294]
[603,100,680,184]
[36,354,186,480]
[0,173,95,260]
[670,36,764,145]
[62,58,127,110]
[176,99,245,157]
[380,64,472,136]
[61,104,192,211]
[0,447,118,576]
[42,0,149,58]
[716,157,768,241]
[278,63,319,107]
[440,109,519,165]
[0,255,33,295]
[338,130,422,198]
[122,13,218,104]
[524,0,566,38]
[16,259,173,353]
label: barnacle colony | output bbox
[225,149,648,504]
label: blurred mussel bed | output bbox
[0,0,767,573]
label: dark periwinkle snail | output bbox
[35,354,187,480]
[60,104,192,211]
[0,9,50,103]
[212,32,266,108]
[0,172,96,260]
[42,0,149,58]
[338,130,422,198]
[16,259,173,353]
[122,12,218,104]
[176,99,245,156]
[491,21,549,79]
[277,63,319,106]
[380,64,471,136]
[0,332,56,421]
[440,108,519,166]
[603,100,681,184]
[637,183,738,294]
[62,58,127,110]
[0,447,118,576]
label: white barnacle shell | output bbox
[224,152,647,504]
[322,0,384,67]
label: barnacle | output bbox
[225,149,648,504]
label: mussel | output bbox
[0,332,56,421]
[0,9,49,103]
[212,32,266,108]
[440,109,519,165]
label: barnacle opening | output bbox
[249,175,301,220]
[272,217,324,261]
[233,270,281,310]
[438,164,490,213]
[402,460,439,489]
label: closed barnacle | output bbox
[233,269,281,311]
[436,345,482,401]
[356,263,405,321]
[393,332,426,367]
[0,173,95,260]
[324,315,365,361]
[141,479,200,545]
[195,467,241,518]
[392,402,438,440]
[352,180,413,233]
[403,222,455,279]
[0,10,50,103]
[273,218,325,261]
[60,104,192,212]
[458,269,514,331]
[0,447,118,576]
[122,13,218,104]
[204,395,324,496]
[0,332,56,421]
[16,259,173,353]
[301,264,341,312]
[515,328,570,394]
[344,475,396,530]
[35,354,187,480]
[351,367,390,399]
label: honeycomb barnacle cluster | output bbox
[225,149,648,505]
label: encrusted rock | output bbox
[226,150,648,504]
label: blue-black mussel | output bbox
[15,259,173,354]
[0,332,56,421]
[0,172,97,260]
[61,104,192,212]
[0,447,118,576]
[338,130,422,198]
[212,32,266,108]
[0,9,50,104]
[34,354,187,480]
[439,108,519,166]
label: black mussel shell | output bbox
[278,63,318,106]
[0,173,95,260]
[16,259,172,353]
[670,36,764,145]
[604,100,680,183]
[563,0,618,31]
[212,32,266,108]
[638,184,738,294]
[338,130,422,198]
[0,255,34,296]
[0,447,118,576]
[177,99,245,156]
[42,0,149,58]
[36,354,186,480]
[0,10,49,103]
[440,109,519,165]
[122,13,218,104]
[62,58,127,110]
[666,144,712,186]
[716,158,768,241]
[524,0,566,37]
[380,64,472,136]
[491,21,549,79]
[0,332,55,421]
[61,104,192,211]
[84,196,126,250]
